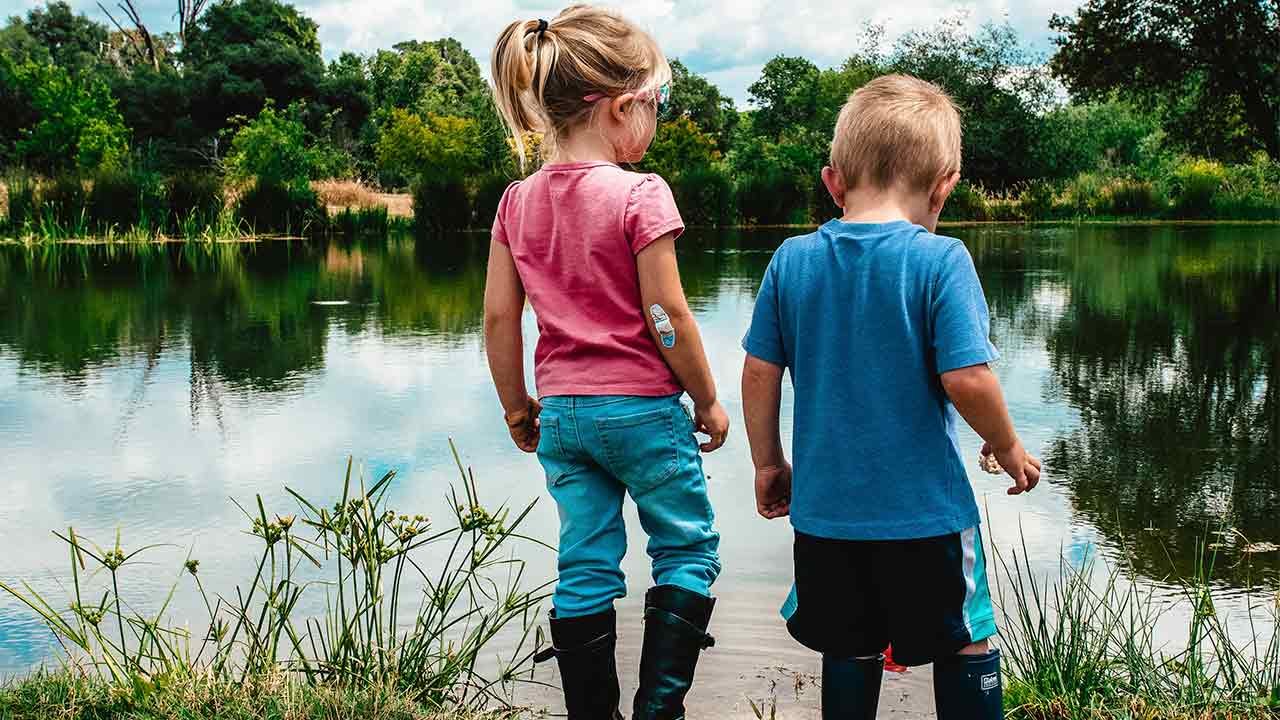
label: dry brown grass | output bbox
[314,179,381,209]
[312,180,414,219]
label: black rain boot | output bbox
[631,585,716,720]
[932,649,1002,720]
[534,608,624,720]
[821,654,884,719]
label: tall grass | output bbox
[995,534,1280,719]
[0,443,550,715]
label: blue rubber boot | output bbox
[821,654,883,719]
[932,649,1002,720]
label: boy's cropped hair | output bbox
[830,74,962,193]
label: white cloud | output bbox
[49,0,1084,104]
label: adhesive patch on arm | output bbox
[649,304,676,348]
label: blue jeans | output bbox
[537,394,722,617]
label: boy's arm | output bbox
[483,239,539,453]
[636,234,728,452]
[742,354,791,518]
[940,364,1041,494]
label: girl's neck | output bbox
[553,127,618,164]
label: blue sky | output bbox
[9,0,1085,104]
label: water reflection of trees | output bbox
[1035,226,1280,585]
[0,235,493,400]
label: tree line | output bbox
[0,0,1277,236]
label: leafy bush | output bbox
[1017,180,1057,220]
[236,181,324,234]
[644,117,722,179]
[672,164,736,226]
[87,164,167,233]
[942,181,991,221]
[224,104,315,191]
[168,171,225,231]
[1169,158,1227,218]
[735,167,808,225]
[412,176,470,233]
[377,110,482,188]
[1101,177,1162,216]
[1061,171,1109,216]
[471,171,514,229]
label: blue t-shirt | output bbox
[742,219,999,540]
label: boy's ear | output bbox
[821,166,847,209]
[929,171,961,214]
[610,93,636,124]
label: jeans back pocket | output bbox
[536,414,569,486]
[594,406,680,495]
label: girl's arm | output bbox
[484,239,539,452]
[636,234,729,452]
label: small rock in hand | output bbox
[978,451,1003,475]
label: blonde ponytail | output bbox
[490,5,670,169]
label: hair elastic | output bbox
[535,18,549,36]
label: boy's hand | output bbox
[755,462,792,519]
[504,396,542,453]
[981,441,1042,495]
[693,400,730,452]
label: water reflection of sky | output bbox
[1,225,1277,677]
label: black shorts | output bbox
[782,527,996,667]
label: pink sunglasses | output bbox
[583,82,671,116]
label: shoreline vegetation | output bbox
[1,447,551,720]
[2,173,1278,247]
[3,1,1279,244]
[1,455,1277,719]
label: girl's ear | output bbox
[821,166,847,209]
[609,93,636,125]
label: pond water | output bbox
[1,225,1277,714]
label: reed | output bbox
[995,534,1280,719]
[0,442,550,717]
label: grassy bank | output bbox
[0,444,550,719]
[0,671,515,720]
[4,152,1278,244]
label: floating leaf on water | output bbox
[1241,542,1279,554]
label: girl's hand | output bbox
[505,396,542,453]
[693,400,730,452]
[755,462,792,519]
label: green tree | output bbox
[667,59,736,141]
[366,38,507,172]
[644,116,721,178]
[2,1,107,72]
[10,60,128,171]
[376,109,482,184]
[748,55,821,140]
[224,104,314,189]
[1036,99,1163,178]
[1050,0,1280,160]
[182,0,325,139]
[888,20,1055,188]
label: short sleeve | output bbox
[624,174,685,255]
[742,252,787,367]
[931,242,1000,373]
[491,180,521,246]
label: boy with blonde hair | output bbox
[741,74,1042,719]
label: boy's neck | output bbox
[838,187,935,230]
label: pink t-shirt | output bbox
[492,161,684,398]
